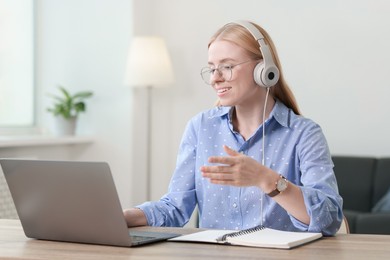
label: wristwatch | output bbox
[267,175,288,197]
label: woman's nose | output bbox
[210,69,224,84]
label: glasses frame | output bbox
[200,60,255,85]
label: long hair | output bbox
[208,21,301,115]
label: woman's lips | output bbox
[216,87,232,96]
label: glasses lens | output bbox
[219,65,232,82]
[200,67,212,85]
[200,65,233,85]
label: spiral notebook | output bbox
[169,225,322,249]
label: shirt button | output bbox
[232,203,237,208]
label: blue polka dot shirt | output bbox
[137,100,343,236]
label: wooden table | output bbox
[1,219,390,259]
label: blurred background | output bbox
[1,0,389,218]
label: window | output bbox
[0,0,34,132]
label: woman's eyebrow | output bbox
[207,58,236,66]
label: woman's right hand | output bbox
[123,208,148,227]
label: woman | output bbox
[124,21,343,236]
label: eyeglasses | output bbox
[200,60,255,85]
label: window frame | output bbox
[0,0,37,135]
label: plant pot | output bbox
[53,116,77,136]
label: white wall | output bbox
[3,0,389,213]
[34,0,135,207]
[133,0,390,201]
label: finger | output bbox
[202,172,234,181]
[201,165,231,174]
[223,145,241,156]
[208,177,241,186]
[209,179,236,186]
[207,156,234,165]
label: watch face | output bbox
[277,178,288,192]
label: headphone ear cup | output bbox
[253,61,266,87]
[254,61,280,88]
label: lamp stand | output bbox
[145,85,152,201]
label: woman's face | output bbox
[207,40,261,107]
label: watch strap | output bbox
[267,175,287,197]
[267,188,281,197]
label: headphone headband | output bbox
[230,20,280,88]
[232,20,266,43]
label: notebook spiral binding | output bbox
[218,225,265,242]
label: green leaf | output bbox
[46,86,93,119]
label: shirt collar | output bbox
[209,99,292,128]
[209,106,231,119]
[270,99,291,128]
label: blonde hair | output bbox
[209,22,301,115]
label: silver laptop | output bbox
[0,158,179,247]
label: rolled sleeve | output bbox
[295,124,343,235]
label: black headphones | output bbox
[230,21,280,88]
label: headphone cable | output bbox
[260,86,270,227]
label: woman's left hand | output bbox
[201,145,310,224]
[200,145,268,187]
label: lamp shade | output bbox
[124,36,174,88]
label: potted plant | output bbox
[47,86,93,136]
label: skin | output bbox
[123,40,310,227]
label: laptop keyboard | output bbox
[130,235,156,242]
[129,230,180,245]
